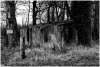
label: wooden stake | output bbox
[20,37,26,60]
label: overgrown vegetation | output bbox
[1,1,99,66]
[1,41,99,66]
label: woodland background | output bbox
[0,0,99,66]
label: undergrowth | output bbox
[1,42,99,66]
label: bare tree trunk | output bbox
[55,3,59,21]
[51,5,55,22]
[92,1,99,41]
[33,1,37,25]
[61,2,65,20]
[27,1,30,25]
[5,1,19,47]
[32,1,37,46]
[47,7,50,23]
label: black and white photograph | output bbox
[0,0,99,66]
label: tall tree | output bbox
[71,1,92,46]
[47,6,50,23]
[51,2,55,21]
[33,1,37,25]
[92,1,99,41]
[5,1,19,47]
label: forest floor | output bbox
[1,42,99,66]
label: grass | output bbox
[1,42,99,66]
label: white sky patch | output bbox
[16,3,31,26]
[16,15,23,25]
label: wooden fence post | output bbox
[20,32,26,59]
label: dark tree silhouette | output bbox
[5,1,19,47]
[33,1,37,25]
[71,1,92,46]
[92,1,99,41]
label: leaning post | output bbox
[20,28,26,59]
